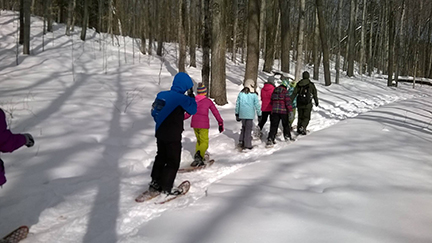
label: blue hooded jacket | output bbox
[152,72,197,132]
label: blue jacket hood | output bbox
[171,72,194,93]
[152,73,197,131]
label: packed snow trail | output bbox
[129,96,432,243]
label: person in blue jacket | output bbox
[149,72,197,195]
[235,79,261,150]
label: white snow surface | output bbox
[1,11,432,243]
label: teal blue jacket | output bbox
[235,91,261,119]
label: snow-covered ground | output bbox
[0,11,431,243]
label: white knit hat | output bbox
[244,79,255,93]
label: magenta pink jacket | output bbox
[184,95,223,129]
[0,109,26,153]
[261,83,275,112]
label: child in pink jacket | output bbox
[0,108,34,186]
[185,83,224,166]
[258,76,276,134]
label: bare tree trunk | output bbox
[367,10,374,76]
[210,0,227,105]
[359,0,367,75]
[80,0,89,41]
[148,0,154,55]
[294,0,306,81]
[313,12,320,80]
[335,0,342,84]
[108,0,114,43]
[65,0,75,36]
[427,14,432,78]
[156,0,164,56]
[259,0,266,58]
[244,0,260,84]
[347,0,356,77]
[231,0,238,63]
[279,0,290,73]
[202,0,211,88]
[316,0,331,86]
[378,2,388,75]
[239,0,247,64]
[19,0,24,44]
[189,0,197,67]
[46,0,52,32]
[395,0,405,87]
[98,0,103,33]
[387,0,395,86]
[263,0,277,73]
[23,0,30,54]
[413,1,423,89]
[178,0,186,72]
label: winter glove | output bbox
[315,102,319,107]
[258,116,262,123]
[289,112,294,121]
[235,114,241,122]
[23,133,34,147]
[218,124,224,133]
[187,88,195,98]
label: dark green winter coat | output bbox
[290,78,319,108]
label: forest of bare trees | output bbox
[2,0,432,104]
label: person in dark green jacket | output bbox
[290,71,318,135]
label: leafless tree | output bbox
[178,0,186,72]
[294,0,306,81]
[263,0,278,73]
[347,0,357,77]
[316,0,331,86]
[279,0,290,74]
[244,0,260,85]
[211,0,228,105]
[202,0,211,89]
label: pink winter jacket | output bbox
[0,109,26,153]
[184,95,223,129]
[261,83,275,112]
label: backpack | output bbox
[151,98,166,121]
[297,83,311,105]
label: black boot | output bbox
[149,180,162,192]
[191,151,205,167]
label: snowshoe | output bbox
[190,151,205,167]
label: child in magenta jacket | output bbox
[0,108,34,186]
[258,76,276,133]
[185,83,224,166]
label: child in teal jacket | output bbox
[235,79,261,150]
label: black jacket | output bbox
[290,78,319,108]
[156,106,186,141]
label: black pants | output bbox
[268,113,291,141]
[297,104,312,131]
[151,140,182,192]
[258,111,271,130]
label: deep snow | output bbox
[0,11,431,243]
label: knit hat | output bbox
[267,76,276,86]
[302,71,310,79]
[244,79,256,93]
[197,83,207,95]
[289,80,296,88]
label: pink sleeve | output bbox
[209,101,223,125]
[0,131,26,153]
[184,112,191,120]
